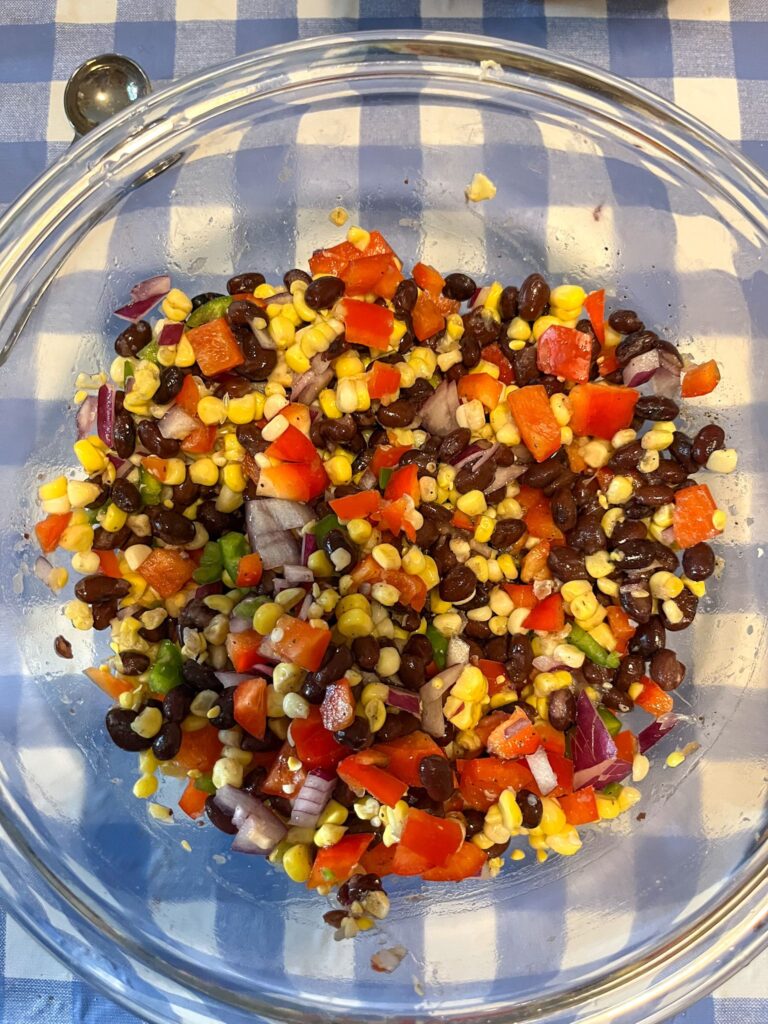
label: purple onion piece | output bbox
[34,555,54,586]
[572,691,617,772]
[420,380,460,437]
[284,564,314,585]
[527,747,557,796]
[385,686,422,717]
[96,384,116,448]
[300,532,318,566]
[622,349,660,388]
[231,805,287,856]
[130,274,171,302]
[114,294,165,322]
[158,321,185,346]
[158,405,197,440]
[194,581,223,599]
[638,712,678,754]
[290,770,336,829]
[76,395,98,440]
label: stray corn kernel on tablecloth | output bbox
[0,0,766,1022]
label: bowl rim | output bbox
[0,28,766,1024]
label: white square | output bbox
[56,0,117,21]
[560,906,632,970]
[544,0,607,16]
[424,903,497,982]
[168,203,236,276]
[689,613,763,686]
[4,917,73,981]
[421,0,483,16]
[152,899,218,952]
[546,204,615,276]
[673,213,737,277]
[717,947,768,997]
[296,106,360,148]
[19,744,87,823]
[34,333,89,400]
[420,207,488,279]
[47,81,72,144]
[696,758,766,840]
[667,0,730,19]
[175,0,237,19]
[673,78,741,141]
[297,0,359,15]
[419,105,483,147]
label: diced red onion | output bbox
[214,671,256,688]
[526,747,558,796]
[420,380,459,437]
[420,664,464,705]
[76,395,97,439]
[131,274,171,303]
[622,349,660,388]
[652,352,682,398]
[592,761,633,791]
[638,712,678,753]
[371,946,408,974]
[447,637,470,667]
[359,469,377,490]
[532,580,555,601]
[284,564,314,585]
[300,532,318,566]
[290,769,336,828]
[34,555,54,586]
[267,290,293,306]
[451,443,484,468]
[96,384,116,448]
[297,592,313,620]
[292,365,334,405]
[572,690,617,782]
[660,526,676,546]
[116,603,141,621]
[230,804,287,855]
[251,324,277,351]
[158,405,197,440]
[532,655,560,672]
[228,617,252,635]
[194,581,223,599]
[469,286,490,309]
[385,686,422,717]
[419,694,445,738]
[245,499,313,571]
[257,637,280,664]
[484,464,526,494]
[159,322,185,346]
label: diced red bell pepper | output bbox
[360,840,398,879]
[370,444,410,475]
[451,509,475,532]
[271,615,331,672]
[176,374,200,417]
[507,385,562,462]
[367,361,401,399]
[501,583,538,609]
[600,345,620,376]
[340,253,400,297]
[257,460,328,502]
[265,424,319,464]
[309,230,398,277]
[235,552,263,588]
[486,707,542,759]
[375,263,404,300]
[262,741,306,797]
[181,421,217,454]
[339,298,394,350]
[139,549,194,599]
[537,325,593,384]
[475,710,513,747]
[615,730,639,764]
[280,403,312,434]
[583,289,605,346]
[477,659,513,697]
[605,605,635,654]
[422,841,487,882]
[233,677,268,739]
[542,750,574,797]
[185,317,244,377]
[179,778,208,820]
[337,754,408,807]
[535,721,567,756]
[85,667,134,702]
[635,676,674,717]
[481,343,515,385]
[568,382,639,441]
[384,463,420,503]
[397,806,463,868]
[307,833,374,890]
[96,550,122,578]
[412,262,445,296]
[681,359,720,398]
[373,495,417,542]
[458,371,504,409]
[673,483,721,549]
[391,843,431,877]
[172,726,222,774]
[521,539,552,583]
[320,678,356,733]
[349,555,427,612]
[226,629,269,673]
[523,592,564,632]
[411,291,445,342]
[456,757,534,811]
[329,490,382,521]
[524,498,564,542]
[559,786,599,825]
[34,512,71,553]
[372,731,446,787]
[291,706,346,770]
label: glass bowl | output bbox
[0,31,766,1024]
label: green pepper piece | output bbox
[137,337,159,364]
[185,295,232,330]
[192,541,224,585]
[597,707,622,738]
[568,624,621,669]
[194,772,216,795]
[124,359,134,383]
[378,468,393,491]
[148,640,183,695]
[220,532,249,586]
[139,466,163,506]
[426,624,448,670]
[313,513,341,546]
[601,782,623,799]
[233,595,270,620]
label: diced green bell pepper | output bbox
[568,624,621,669]
[233,595,270,620]
[139,466,163,506]
[185,295,232,330]
[220,532,249,587]
[597,707,622,737]
[426,624,448,670]
[137,337,159,364]
[313,513,340,546]
[148,640,183,694]
[192,540,224,585]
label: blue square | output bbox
[52,25,119,80]
[608,18,673,80]
[731,22,768,80]
[483,16,547,49]
[358,14,422,29]
[2,979,72,1024]
[741,140,768,173]
[485,0,545,14]
[670,22,735,78]
[236,18,300,54]
[116,0,173,18]
[0,142,48,205]
[670,994,716,1024]
[73,987,144,1024]
[113,21,176,80]
[606,156,671,211]
[0,24,55,82]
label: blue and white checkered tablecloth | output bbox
[0,1,766,1022]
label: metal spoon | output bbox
[64,54,151,137]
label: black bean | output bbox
[137,418,181,458]
[505,635,533,686]
[377,399,416,428]
[463,619,492,642]
[462,307,501,348]
[121,651,150,676]
[205,795,238,834]
[547,545,589,582]
[619,583,653,624]
[334,717,372,751]
[227,272,265,295]
[152,722,182,761]
[610,520,647,546]
[511,344,539,386]
[614,538,657,570]
[54,635,73,659]
[634,483,675,507]
[304,645,354,694]
[635,395,680,421]
[152,366,185,406]
[582,662,615,689]
[92,599,118,631]
[550,487,578,532]
[572,476,601,511]
[443,273,476,302]
[661,588,698,631]
[615,330,658,367]
[113,413,136,460]
[237,346,277,382]
[521,456,565,490]
[608,309,644,334]
[455,457,495,494]
[393,279,418,315]
[181,657,222,692]
[105,708,152,751]
[682,542,715,581]
[499,285,519,321]
[241,730,281,753]
[191,291,225,310]
[74,574,131,604]
[209,687,236,729]
[692,424,725,466]
[516,789,543,829]
[650,649,686,691]
[614,655,643,692]
[518,273,550,321]
[602,689,634,714]
[415,518,439,549]
[609,441,644,470]
[322,528,356,574]
[669,432,698,474]
[418,755,454,802]
[440,565,477,604]
[421,502,453,523]
[543,467,576,499]
[438,428,471,464]
[283,268,312,290]
[352,636,380,672]
[460,335,481,369]
[491,518,526,550]
[375,711,420,743]
[163,685,194,722]
[481,637,506,662]
[623,500,653,521]
[147,506,196,546]
[548,689,576,731]
[567,511,606,554]
[305,276,344,310]
[110,477,141,513]
[114,320,152,357]
[337,872,384,908]
[649,541,678,572]
[629,615,666,658]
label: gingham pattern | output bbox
[0,2,766,1022]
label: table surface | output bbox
[0,1,766,1022]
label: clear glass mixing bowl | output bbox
[0,32,765,1024]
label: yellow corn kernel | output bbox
[618,786,642,813]
[589,622,616,651]
[71,550,100,574]
[456,489,487,517]
[338,517,369,546]
[473,515,495,544]
[432,612,463,638]
[73,439,107,474]
[548,393,570,427]
[161,288,193,321]
[451,666,487,704]
[189,458,219,486]
[642,428,674,451]
[346,224,370,251]
[666,750,686,769]
[372,543,401,571]
[197,396,227,425]
[313,822,348,849]
[418,555,440,592]
[101,503,127,533]
[175,335,196,367]
[133,774,158,799]
[504,317,530,344]
[559,580,590,603]
[532,315,560,342]
[58,522,94,553]
[585,550,614,579]
[268,316,296,349]
[495,553,517,581]
[317,799,348,828]
[550,284,586,310]
[324,455,352,486]
[570,591,598,620]
[337,609,375,639]
[682,576,706,598]
[596,794,621,820]
[661,599,683,625]
[575,606,606,632]
[306,550,333,578]
[649,571,684,601]
[364,697,387,733]
[539,797,567,836]
[605,475,633,506]
[252,601,283,636]
[712,509,727,531]
[285,344,310,374]
[282,843,312,883]
[396,546,423,578]
[39,475,69,502]
[221,463,246,493]
[498,789,523,833]
[464,555,488,584]
[445,312,464,341]
[706,448,738,474]
[582,440,613,469]
[548,826,582,857]
[601,508,624,539]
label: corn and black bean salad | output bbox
[33,224,735,939]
